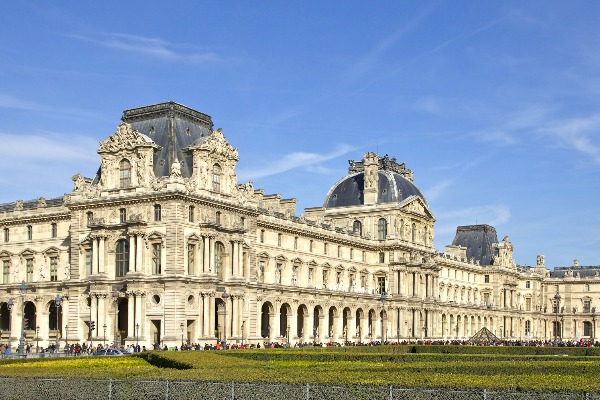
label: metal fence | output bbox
[0,378,596,400]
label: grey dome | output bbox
[323,170,427,208]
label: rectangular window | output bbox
[484,275,490,283]
[350,248,354,260]
[525,298,531,311]
[294,237,298,250]
[27,225,32,240]
[3,228,8,242]
[324,243,328,255]
[120,208,127,224]
[50,256,58,282]
[51,223,57,238]
[338,246,342,258]
[152,243,162,274]
[377,277,386,294]
[361,275,366,289]
[85,248,92,277]
[26,258,34,282]
[187,244,195,275]
[584,300,591,313]
[378,252,385,263]
[584,284,590,292]
[362,251,366,262]
[260,230,265,243]
[525,281,530,289]
[310,240,313,252]
[2,260,9,284]
[278,233,282,247]
[154,205,161,222]
[189,206,195,222]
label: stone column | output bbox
[98,236,106,274]
[136,235,144,273]
[92,237,99,275]
[231,242,238,279]
[127,293,135,338]
[208,293,215,338]
[202,237,210,273]
[129,234,136,273]
[202,293,210,337]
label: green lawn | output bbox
[0,346,598,393]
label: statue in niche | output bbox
[170,158,182,178]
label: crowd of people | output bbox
[1,338,597,357]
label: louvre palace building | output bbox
[0,102,597,350]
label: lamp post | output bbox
[221,291,229,350]
[18,281,27,355]
[103,324,107,347]
[7,299,14,346]
[54,294,62,348]
[379,291,386,342]
[180,322,184,349]
[136,323,139,352]
[241,321,245,346]
[112,290,119,348]
[36,326,39,353]
[554,292,561,346]
[65,325,69,352]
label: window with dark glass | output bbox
[120,159,131,188]
[51,223,57,238]
[353,220,362,236]
[2,260,9,284]
[115,239,129,277]
[87,211,93,225]
[50,256,58,282]
[3,228,8,242]
[154,205,161,222]
[26,258,34,282]
[120,208,127,224]
[377,218,387,240]
[27,225,32,240]
[212,164,221,192]
[85,248,92,277]
[152,243,162,274]
[189,206,195,222]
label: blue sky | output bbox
[1,1,599,269]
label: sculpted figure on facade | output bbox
[170,158,183,178]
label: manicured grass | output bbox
[1,346,599,393]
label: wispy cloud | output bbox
[538,114,600,163]
[237,144,356,181]
[423,179,455,203]
[435,203,511,235]
[0,94,46,111]
[68,32,220,63]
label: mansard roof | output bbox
[120,101,214,179]
[451,224,498,266]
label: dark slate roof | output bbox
[551,266,600,278]
[121,101,214,178]
[323,171,426,208]
[0,197,64,212]
[451,225,498,266]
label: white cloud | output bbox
[423,179,454,203]
[0,94,45,111]
[68,33,220,63]
[435,203,511,235]
[237,144,356,181]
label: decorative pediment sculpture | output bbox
[98,123,158,154]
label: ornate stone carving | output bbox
[98,122,156,153]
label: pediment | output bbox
[189,128,238,162]
[399,196,435,219]
[0,250,13,258]
[42,246,61,255]
[98,123,159,154]
[291,257,303,265]
[257,252,270,259]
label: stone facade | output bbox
[0,102,596,349]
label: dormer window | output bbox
[119,159,131,188]
[212,164,221,192]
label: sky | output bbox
[1,1,599,269]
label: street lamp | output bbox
[54,294,62,347]
[136,323,139,351]
[554,292,561,346]
[241,321,245,346]
[18,281,27,355]
[103,324,107,347]
[36,326,40,353]
[180,322,184,349]
[221,291,229,350]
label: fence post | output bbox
[108,378,112,400]
[306,383,310,400]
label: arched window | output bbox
[212,164,221,192]
[353,220,362,236]
[119,159,131,188]
[154,204,161,222]
[377,218,387,240]
[214,241,225,278]
[115,239,129,277]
